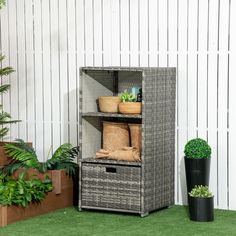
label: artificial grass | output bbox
[1,206,236,236]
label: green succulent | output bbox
[189,185,213,198]
[184,138,211,159]
[120,90,136,102]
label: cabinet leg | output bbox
[141,212,149,217]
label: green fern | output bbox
[2,140,79,177]
[51,143,74,160]
[4,140,39,168]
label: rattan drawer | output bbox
[81,163,141,212]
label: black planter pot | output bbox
[188,196,214,222]
[185,158,211,193]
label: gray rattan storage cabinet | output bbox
[78,67,176,216]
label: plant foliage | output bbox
[0,0,6,9]
[0,172,53,207]
[189,185,213,198]
[184,138,211,159]
[2,139,79,177]
[0,53,19,139]
[120,90,136,102]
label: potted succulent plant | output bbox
[188,185,214,222]
[118,90,141,114]
[184,138,211,193]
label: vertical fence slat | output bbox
[197,0,208,139]
[158,0,168,66]
[93,0,102,66]
[120,0,129,66]
[217,0,229,210]
[50,0,60,151]
[84,0,93,66]
[129,0,139,67]
[42,0,52,160]
[187,0,198,140]
[25,0,35,145]
[67,0,77,146]
[102,0,111,66]
[208,0,219,207]
[16,0,27,140]
[58,0,69,144]
[168,0,178,203]
[229,0,236,211]
[139,0,148,66]
[177,0,188,205]
[110,0,120,66]
[148,0,158,67]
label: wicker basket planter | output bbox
[98,96,121,113]
[0,169,74,227]
[103,121,129,151]
[119,102,141,114]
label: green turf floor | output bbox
[1,206,236,236]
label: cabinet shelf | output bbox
[81,157,142,167]
[82,112,142,119]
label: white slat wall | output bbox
[0,0,235,210]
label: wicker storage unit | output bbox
[79,67,176,216]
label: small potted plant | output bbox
[118,90,141,114]
[188,185,214,222]
[184,138,211,193]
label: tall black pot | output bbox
[188,196,214,222]
[185,158,211,193]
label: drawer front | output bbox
[81,163,141,212]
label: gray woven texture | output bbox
[79,67,176,215]
[81,163,141,212]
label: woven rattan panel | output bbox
[81,163,141,212]
[142,68,176,213]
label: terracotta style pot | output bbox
[118,102,142,114]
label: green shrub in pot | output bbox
[184,138,211,159]
[188,185,214,222]
[184,138,212,193]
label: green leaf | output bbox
[18,171,27,181]
[184,138,211,159]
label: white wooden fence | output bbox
[0,0,236,210]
